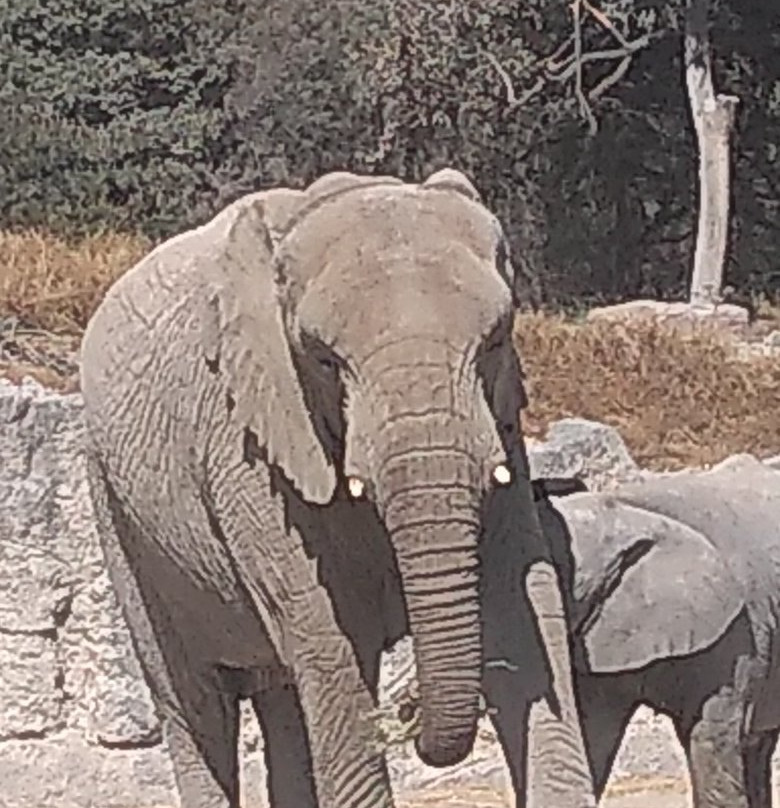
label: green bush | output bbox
[1,0,777,304]
[0,0,242,237]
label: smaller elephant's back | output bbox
[615,462,780,557]
[610,462,780,612]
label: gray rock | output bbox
[528,418,642,491]
[2,380,776,806]
[0,380,85,483]
[1,381,162,756]
[764,330,780,348]
[0,632,62,740]
[585,299,750,334]
[764,454,780,471]
[0,731,177,808]
[0,479,75,633]
[68,569,162,748]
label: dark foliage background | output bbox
[1,0,778,308]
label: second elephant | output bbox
[527,455,780,808]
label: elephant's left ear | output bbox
[574,498,746,673]
[422,168,482,201]
[202,194,337,505]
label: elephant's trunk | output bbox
[376,424,484,768]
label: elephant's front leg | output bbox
[211,463,393,808]
[86,453,242,808]
[251,519,402,808]
[252,683,319,808]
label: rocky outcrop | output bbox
[0,380,176,808]
[586,299,750,334]
[526,417,643,491]
[0,379,774,807]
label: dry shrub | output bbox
[0,228,150,333]
[514,312,780,470]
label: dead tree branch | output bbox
[485,0,658,132]
[571,0,598,135]
[485,52,546,109]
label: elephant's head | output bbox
[533,470,762,674]
[204,168,541,766]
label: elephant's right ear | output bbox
[201,194,336,505]
[568,497,746,673]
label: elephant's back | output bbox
[554,465,780,606]
[81,224,209,388]
[605,464,780,633]
[614,462,780,565]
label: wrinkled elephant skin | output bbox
[78,169,594,808]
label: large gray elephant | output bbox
[527,456,780,808]
[78,169,596,808]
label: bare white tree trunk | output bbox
[685,0,739,308]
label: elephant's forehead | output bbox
[280,184,501,279]
[289,187,511,351]
[301,252,510,356]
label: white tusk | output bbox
[492,464,512,486]
[347,477,366,499]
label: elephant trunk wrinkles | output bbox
[376,424,483,768]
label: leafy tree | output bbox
[0,0,240,236]
[1,0,777,304]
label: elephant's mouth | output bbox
[392,677,495,751]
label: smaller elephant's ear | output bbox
[567,497,746,673]
[422,168,482,201]
[202,195,336,504]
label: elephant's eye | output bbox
[319,357,339,371]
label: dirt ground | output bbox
[395,780,693,807]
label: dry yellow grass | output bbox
[514,313,780,470]
[1,228,778,469]
[0,227,150,333]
